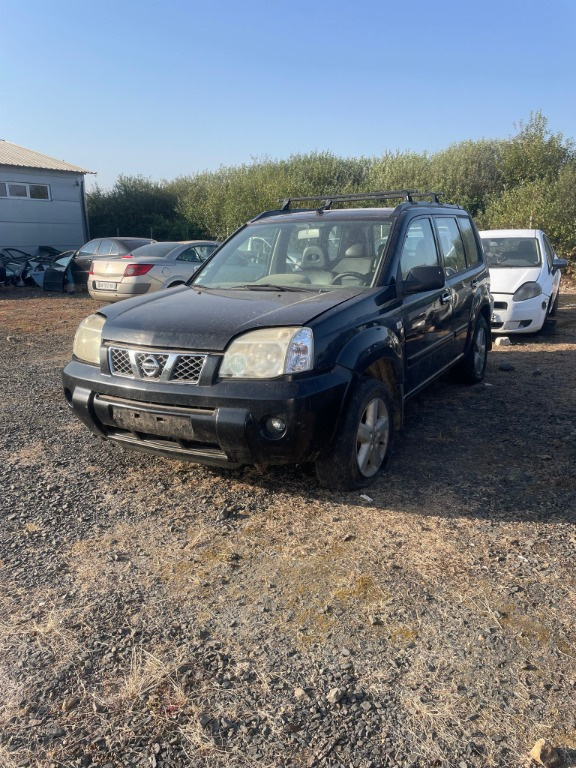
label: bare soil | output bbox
[1,285,575,768]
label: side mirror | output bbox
[403,265,445,294]
[553,257,568,271]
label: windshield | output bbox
[190,219,393,290]
[482,237,542,268]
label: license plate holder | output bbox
[113,407,194,438]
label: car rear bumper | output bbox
[490,292,549,334]
[88,281,151,302]
[62,360,351,467]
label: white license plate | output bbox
[95,281,117,290]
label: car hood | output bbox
[489,266,542,295]
[100,285,363,350]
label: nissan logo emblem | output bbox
[140,355,161,378]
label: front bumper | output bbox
[62,360,351,468]
[490,292,548,334]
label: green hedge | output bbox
[87,112,576,261]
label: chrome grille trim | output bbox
[108,346,208,384]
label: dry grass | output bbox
[1,287,576,766]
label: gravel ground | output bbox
[1,285,576,768]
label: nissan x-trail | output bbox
[63,191,492,490]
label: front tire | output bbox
[315,378,394,491]
[548,290,559,317]
[455,315,488,384]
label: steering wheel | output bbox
[331,271,366,285]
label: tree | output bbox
[428,139,504,215]
[499,111,573,187]
[87,176,197,240]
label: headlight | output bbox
[513,282,542,302]
[73,313,106,364]
[220,327,313,378]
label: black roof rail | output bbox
[277,190,443,212]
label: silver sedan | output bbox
[88,240,219,301]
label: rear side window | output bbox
[98,240,114,255]
[458,217,482,265]
[195,244,218,260]
[435,217,467,274]
[79,240,101,256]
[177,246,203,263]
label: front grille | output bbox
[171,354,206,381]
[108,346,208,384]
[110,348,133,376]
[493,301,508,310]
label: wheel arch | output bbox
[334,327,405,430]
[467,298,492,354]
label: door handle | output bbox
[440,291,452,305]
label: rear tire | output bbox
[315,378,394,491]
[455,315,488,384]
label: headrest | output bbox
[301,245,327,269]
[344,243,365,258]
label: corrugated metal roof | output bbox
[0,140,94,174]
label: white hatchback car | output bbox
[88,240,219,302]
[479,229,567,334]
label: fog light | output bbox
[266,416,286,435]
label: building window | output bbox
[8,183,27,197]
[30,184,50,200]
[0,181,51,200]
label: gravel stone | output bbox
[1,287,576,768]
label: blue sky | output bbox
[3,0,576,191]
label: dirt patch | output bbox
[1,285,575,767]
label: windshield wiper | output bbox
[228,283,309,292]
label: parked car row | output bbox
[4,204,570,492]
[57,197,570,490]
[1,237,220,296]
[88,240,220,301]
[3,229,568,337]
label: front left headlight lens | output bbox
[220,327,313,378]
[73,313,106,364]
[513,282,542,302]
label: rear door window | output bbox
[458,218,482,265]
[435,217,467,274]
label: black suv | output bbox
[62,191,492,490]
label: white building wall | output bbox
[0,168,89,253]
